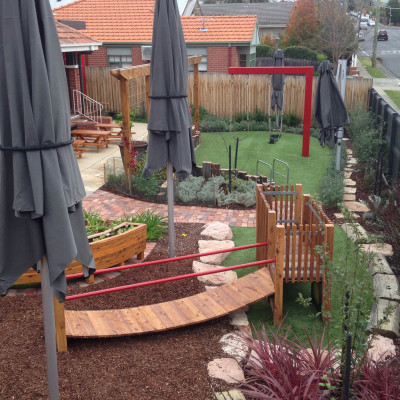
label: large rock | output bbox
[370,299,399,338]
[343,201,369,212]
[368,335,397,361]
[342,222,369,243]
[192,261,237,285]
[373,273,400,301]
[215,390,246,400]
[230,310,250,329]
[220,333,248,362]
[369,253,395,276]
[201,222,233,241]
[207,358,245,383]
[361,243,393,257]
[198,240,235,264]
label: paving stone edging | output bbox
[341,144,399,338]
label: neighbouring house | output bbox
[52,0,260,73]
[199,2,294,42]
[56,21,101,113]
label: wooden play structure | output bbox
[256,184,334,325]
[52,184,333,352]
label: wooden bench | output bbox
[95,123,123,142]
[71,129,111,152]
[72,139,89,158]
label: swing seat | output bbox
[269,134,281,144]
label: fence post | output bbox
[294,184,303,224]
[273,225,285,326]
[302,194,311,226]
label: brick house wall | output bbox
[132,47,144,66]
[207,46,239,73]
[66,67,81,111]
[86,46,108,67]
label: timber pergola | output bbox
[110,55,202,172]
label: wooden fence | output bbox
[85,67,372,118]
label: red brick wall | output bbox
[86,47,108,67]
[132,47,144,66]
[207,46,240,73]
[66,68,81,111]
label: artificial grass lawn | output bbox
[222,226,374,344]
[385,90,400,108]
[195,131,333,198]
[358,57,387,78]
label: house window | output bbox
[239,54,247,67]
[107,47,132,69]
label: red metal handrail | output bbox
[65,257,275,301]
[66,241,268,280]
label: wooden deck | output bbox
[64,268,274,339]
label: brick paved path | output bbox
[83,190,257,228]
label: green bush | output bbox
[190,104,207,122]
[320,162,344,209]
[346,103,376,140]
[317,53,327,63]
[199,114,230,132]
[131,175,160,197]
[217,179,256,207]
[177,175,204,203]
[106,173,125,187]
[282,46,318,61]
[122,210,167,241]
[256,45,275,58]
[197,175,226,205]
[282,112,302,127]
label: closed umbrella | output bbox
[0,1,95,398]
[314,60,349,151]
[143,0,196,257]
[270,49,285,130]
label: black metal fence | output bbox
[369,88,400,185]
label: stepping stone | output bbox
[370,299,399,338]
[343,201,369,212]
[342,222,369,243]
[344,167,354,172]
[344,178,356,186]
[334,213,344,219]
[207,358,245,383]
[198,240,235,264]
[230,310,250,329]
[344,171,352,179]
[343,194,356,201]
[369,253,395,276]
[347,157,357,164]
[346,148,353,155]
[192,261,237,285]
[215,390,246,400]
[220,333,248,362]
[344,187,356,194]
[201,222,233,241]
[368,335,396,361]
[361,243,393,257]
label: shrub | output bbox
[320,166,344,209]
[197,175,225,205]
[237,325,339,399]
[190,104,207,121]
[106,173,125,187]
[199,114,230,132]
[282,46,318,61]
[131,175,160,197]
[122,210,167,241]
[256,44,275,58]
[177,175,204,203]
[282,112,302,127]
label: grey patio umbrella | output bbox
[314,60,349,169]
[0,0,95,398]
[143,0,196,257]
[270,49,285,130]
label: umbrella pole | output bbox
[39,256,60,400]
[336,127,344,171]
[167,162,175,258]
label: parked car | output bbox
[368,19,375,26]
[377,30,389,40]
[360,18,369,29]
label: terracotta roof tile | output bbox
[56,21,100,45]
[53,0,257,43]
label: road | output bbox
[358,25,400,78]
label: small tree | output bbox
[280,0,319,48]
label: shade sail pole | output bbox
[167,162,175,258]
[39,256,60,400]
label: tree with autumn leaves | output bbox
[280,0,358,67]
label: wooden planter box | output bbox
[14,222,147,285]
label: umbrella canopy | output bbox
[143,0,196,181]
[314,60,349,148]
[270,49,285,111]
[0,0,95,301]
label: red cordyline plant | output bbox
[236,324,340,399]
[122,136,138,171]
[352,351,400,399]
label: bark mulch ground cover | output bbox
[0,223,238,400]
